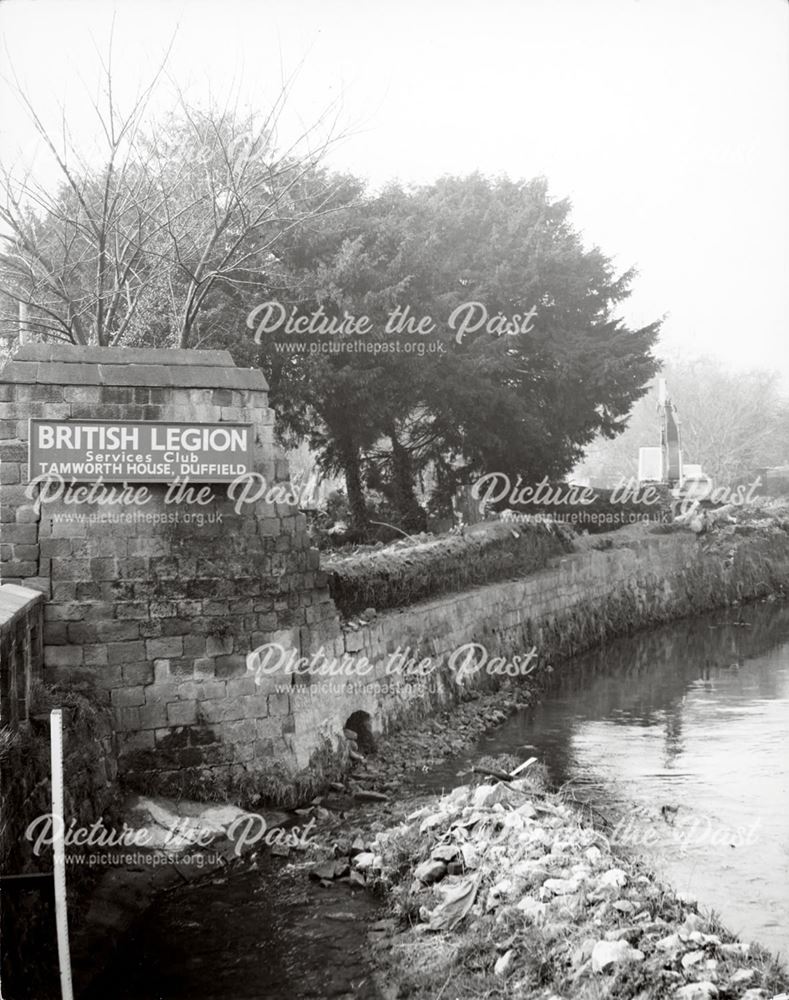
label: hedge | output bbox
[324,519,575,619]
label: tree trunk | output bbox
[339,439,368,532]
[388,429,426,531]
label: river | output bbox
[414,598,789,955]
[84,599,789,997]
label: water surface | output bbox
[417,600,789,954]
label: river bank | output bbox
[78,592,789,999]
[361,767,788,1000]
[62,512,789,998]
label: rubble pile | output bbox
[358,774,788,1000]
[675,497,789,538]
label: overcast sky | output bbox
[1,0,787,385]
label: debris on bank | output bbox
[355,768,788,1000]
[675,497,789,538]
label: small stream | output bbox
[413,599,789,955]
[86,599,789,997]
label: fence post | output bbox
[50,708,74,1000]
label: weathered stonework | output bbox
[292,527,789,758]
[0,345,339,788]
[3,344,788,799]
[0,583,43,725]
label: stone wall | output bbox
[0,682,121,1000]
[0,585,121,1000]
[0,583,43,725]
[289,527,789,760]
[0,345,339,790]
[3,344,788,798]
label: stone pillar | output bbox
[0,345,341,793]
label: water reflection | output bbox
[417,600,789,953]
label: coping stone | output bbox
[0,347,269,391]
[11,345,235,367]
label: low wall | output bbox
[0,583,43,725]
[0,584,121,999]
[283,526,789,771]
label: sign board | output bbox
[28,420,255,483]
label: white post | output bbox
[18,301,30,345]
[50,709,74,1000]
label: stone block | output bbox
[153,659,171,683]
[233,742,256,763]
[255,717,284,741]
[157,618,191,636]
[123,661,154,685]
[115,601,149,620]
[111,686,145,708]
[146,636,184,659]
[81,602,116,623]
[268,692,290,716]
[225,676,257,698]
[167,700,198,726]
[39,538,72,558]
[107,641,146,665]
[221,718,257,745]
[11,543,39,560]
[137,620,162,640]
[114,707,142,733]
[63,385,101,404]
[118,728,154,750]
[0,441,27,465]
[96,621,141,642]
[198,699,244,725]
[137,701,169,729]
[215,654,246,678]
[168,657,194,677]
[0,361,38,384]
[83,644,109,667]
[253,738,276,757]
[202,600,229,616]
[49,518,87,538]
[176,600,203,617]
[183,635,207,656]
[193,657,216,678]
[98,363,174,387]
[1,560,37,577]
[205,634,233,656]
[43,622,67,645]
[51,558,91,580]
[241,694,269,719]
[36,362,101,385]
[49,580,77,600]
[90,553,125,580]
[66,622,99,644]
[0,464,20,485]
[198,681,227,701]
[174,680,201,701]
[44,644,84,667]
[149,600,176,618]
[0,523,37,544]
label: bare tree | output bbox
[574,356,789,486]
[0,38,345,347]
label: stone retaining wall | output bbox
[0,346,339,791]
[0,583,43,725]
[4,346,788,798]
[286,527,789,769]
